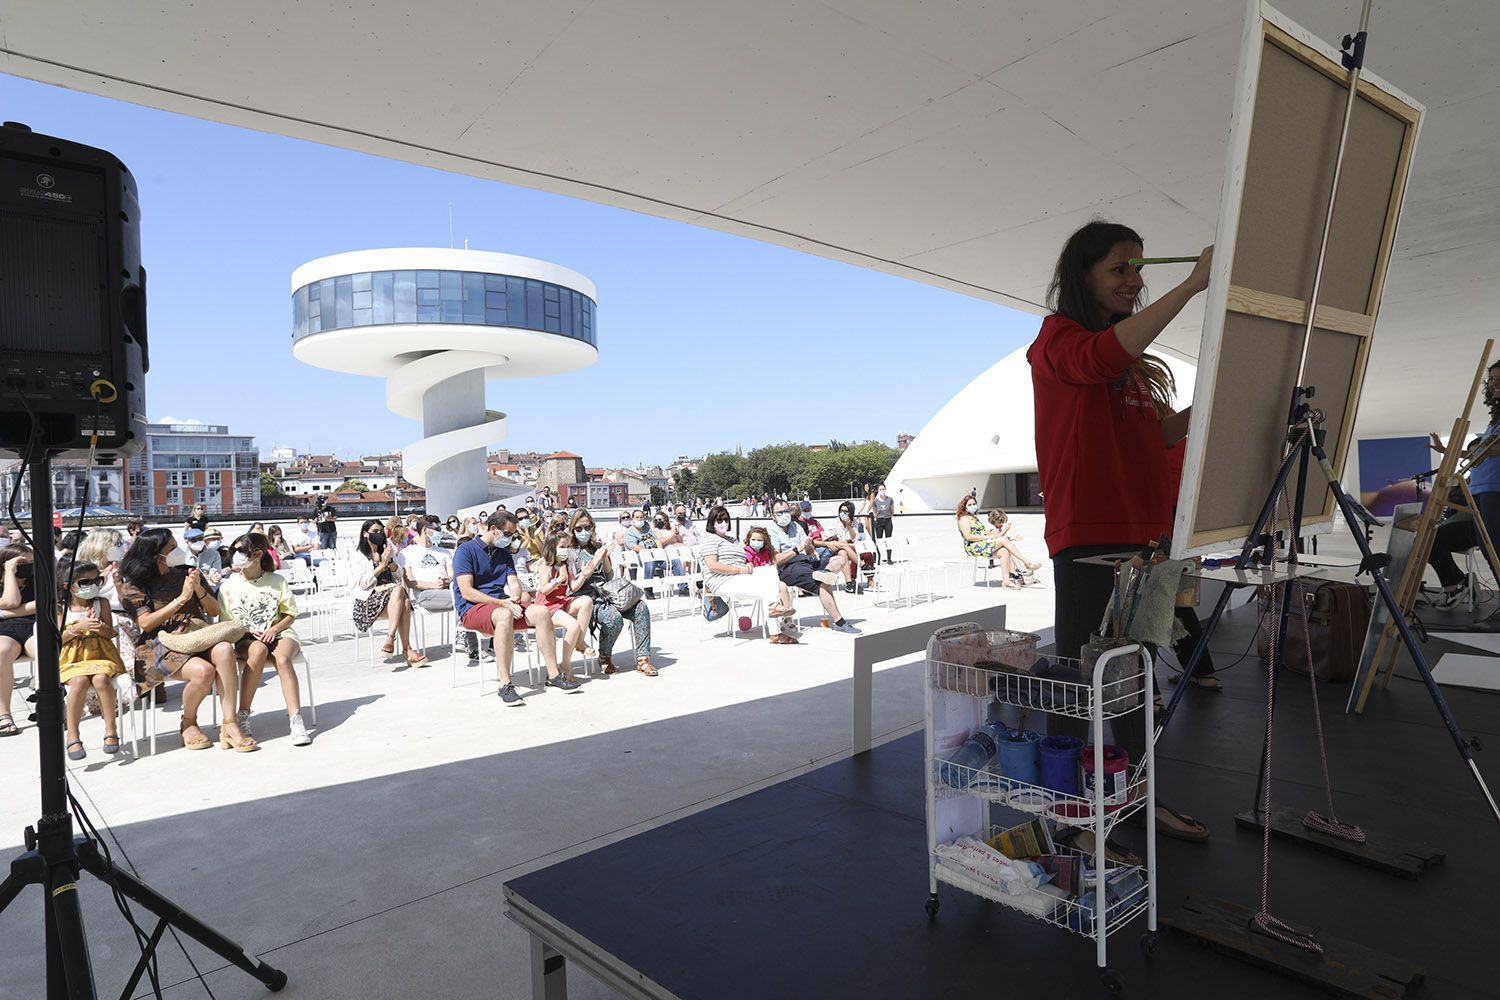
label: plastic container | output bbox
[1082,744,1130,808]
[938,722,1007,789]
[996,729,1042,786]
[1039,735,1085,795]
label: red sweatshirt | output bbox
[1027,314,1174,556]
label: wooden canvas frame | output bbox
[1171,1,1423,559]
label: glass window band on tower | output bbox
[292,269,597,347]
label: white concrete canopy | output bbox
[4,1,1495,435]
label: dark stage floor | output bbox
[505,604,1500,999]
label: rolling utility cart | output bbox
[924,625,1158,992]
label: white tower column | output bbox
[421,369,488,518]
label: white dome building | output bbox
[291,248,598,516]
[888,345,1197,513]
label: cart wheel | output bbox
[925,893,940,919]
[1140,930,1159,957]
[1098,968,1123,993]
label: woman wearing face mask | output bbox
[220,534,311,745]
[871,483,897,564]
[699,506,798,643]
[350,519,426,667]
[514,507,546,562]
[534,535,591,683]
[446,515,462,536]
[561,510,655,674]
[649,512,690,594]
[823,500,875,590]
[55,555,126,760]
[955,498,1029,588]
[0,544,41,737]
[265,525,295,569]
[74,529,137,715]
[118,528,257,751]
[1028,221,1213,849]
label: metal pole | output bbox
[1294,0,1372,387]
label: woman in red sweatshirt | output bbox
[1028,220,1213,846]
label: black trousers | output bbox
[1050,543,1146,770]
[1428,491,1500,588]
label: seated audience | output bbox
[455,513,579,704]
[561,510,655,675]
[823,500,876,589]
[349,518,426,667]
[0,544,40,737]
[801,501,860,593]
[767,500,861,634]
[649,511,689,594]
[623,509,666,593]
[514,507,546,561]
[220,534,311,745]
[55,555,125,759]
[266,524,295,569]
[699,506,798,643]
[76,529,136,707]
[118,529,257,751]
[985,507,1042,585]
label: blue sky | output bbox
[2,73,1040,468]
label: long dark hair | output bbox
[356,518,385,560]
[1047,220,1175,418]
[120,528,175,589]
[231,533,277,574]
[1486,361,1500,423]
[55,556,99,605]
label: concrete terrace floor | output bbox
[0,513,1065,1000]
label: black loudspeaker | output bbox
[0,121,147,458]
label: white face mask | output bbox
[231,552,251,571]
[840,512,852,522]
[188,542,205,554]
[162,547,188,568]
[774,513,792,527]
[107,544,128,563]
[206,540,220,550]
[73,582,101,602]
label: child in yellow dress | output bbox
[57,557,125,760]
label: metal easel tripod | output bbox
[0,447,287,999]
[1156,387,1500,830]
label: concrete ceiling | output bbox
[3,1,1495,434]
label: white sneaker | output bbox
[812,569,842,586]
[288,712,312,746]
[235,709,253,739]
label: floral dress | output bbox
[961,516,1002,557]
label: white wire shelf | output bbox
[933,759,1148,830]
[932,852,1149,942]
[930,653,1146,720]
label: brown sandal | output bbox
[636,657,659,677]
[600,656,617,675]
[218,723,260,753]
[405,651,429,667]
[179,719,212,751]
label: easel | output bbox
[1352,341,1500,712]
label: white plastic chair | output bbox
[132,648,316,755]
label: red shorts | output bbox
[460,601,533,635]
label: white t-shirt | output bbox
[397,545,453,585]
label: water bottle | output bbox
[939,722,1009,789]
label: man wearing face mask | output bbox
[622,509,663,596]
[182,528,223,592]
[872,483,896,564]
[399,521,455,615]
[766,500,861,634]
[454,512,579,705]
[514,507,546,562]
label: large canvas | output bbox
[1171,2,1423,558]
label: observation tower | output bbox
[291,249,598,516]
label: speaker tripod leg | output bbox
[76,839,287,991]
[48,866,99,1000]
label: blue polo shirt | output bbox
[452,537,516,619]
[1470,423,1500,495]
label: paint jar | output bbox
[1082,744,1130,809]
[996,729,1042,787]
[1039,735,1085,796]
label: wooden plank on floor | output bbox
[1234,808,1445,879]
[1163,894,1424,999]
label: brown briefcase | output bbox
[1256,580,1373,682]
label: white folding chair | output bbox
[647,547,694,617]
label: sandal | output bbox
[636,657,659,677]
[67,739,86,761]
[1154,802,1210,842]
[218,723,260,753]
[768,633,799,645]
[600,655,617,676]
[179,719,212,751]
[405,651,429,668]
[1026,561,1043,571]
[1172,671,1222,692]
[381,638,397,656]
[0,714,18,737]
[102,735,121,755]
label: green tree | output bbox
[673,468,698,499]
[259,471,283,497]
[649,485,666,507]
[337,478,371,493]
[745,443,811,496]
[696,452,745,497]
